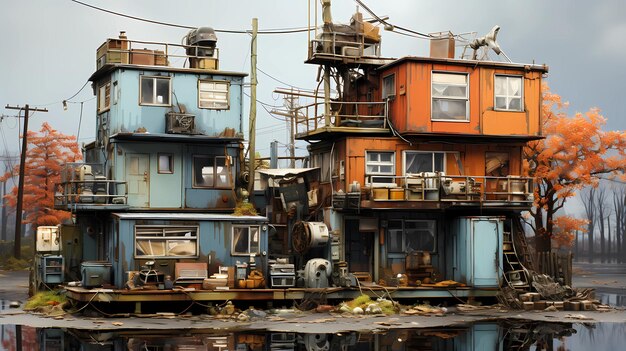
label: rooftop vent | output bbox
[185,27,218,57]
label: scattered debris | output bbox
[403,304,447,316]
[565,314,593,320]
[9,301,20,308]
[111,321,124,326]
[337,295,400,315]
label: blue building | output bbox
[53,30,268,290]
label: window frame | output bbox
[139,75,172,106]
[198,79,230,110]
[192,155,231,189]
[431,71,469,122]
[402,151,448,175]
[494,74,524,112]
[382,74,396,100]
[365,151,395,184]
[134,225,199,259]
[157,153,174,174]
[97,81,111,113]
[386,219,437,254]
[231,225,261,256]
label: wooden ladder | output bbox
[502,231,531,291]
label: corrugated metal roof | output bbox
[112,212,267,222]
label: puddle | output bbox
[2,321,626,350]
[596,291,626,307]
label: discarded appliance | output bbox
[269,258,296,288]
[292,221,330,254]
[304,258,331,289]
[80,261,112,288]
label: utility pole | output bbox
[247,18,258,196]
[1,177,7,241]
[5,104,48,259]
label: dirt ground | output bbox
[2,268,626,333]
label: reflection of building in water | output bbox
[25,321,580,351]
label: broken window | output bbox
[387,219,436,253]
[193,155,231,188]
[199,80,229,109]
[140,76,171,106]
[404,151,445,174]
[432,72,469,121]
[232,225,260,255]
[135,225,198,258]
[495,75,523,111]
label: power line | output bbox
[353,0,432,39]
[70,0,312,34]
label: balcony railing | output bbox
[55,163,128,209]
[308,31,381,60]
[295,100,388,137]
[333,174,533,209]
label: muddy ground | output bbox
[2,267,626,333]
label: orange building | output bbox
[286,11,548,290]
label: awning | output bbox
[112,212,267,222]
[256,168,319,178]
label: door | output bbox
[126,153,150,207]
[345,219,374,275]
[471,219,501,287]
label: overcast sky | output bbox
[1,0,625,167]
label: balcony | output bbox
[333,174,533,210]
[295,100,389,140]
[55,163,129,211]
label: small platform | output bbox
[65,285,498,307]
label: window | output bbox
[232,225,260,255]
[404,151,445,174]
[158,153,173,174]
[387,219,436,253]
[382,74,395,99]
[140,76,171,106]
[135,225,198,258]
[97,81,111,113]
[495,75,523,111]
[485,152,509,176]
[431,72,469,121]
[199,80,229,109]
[193,155,231,188]
[366,151,395,183]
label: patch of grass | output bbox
[1,257,31,271]
[345,294,374,309]
[24,291,67,311]
[233,202,257,216]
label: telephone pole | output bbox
[247,18,258,195]
[5,104,48,259]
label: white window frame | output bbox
[231,225,261,256]
[134,225,198,258]
[192,155,231,189]
[403,151,450,175]
[494,75,523,112]
[97,81,111,113]
[365,151,395,184]
[139,75,171,106]
[382,74,396,100]
[431,72,469,122]
[198,80,230,110]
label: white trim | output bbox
[231,225,261,256]
[198,79,230,110]
[431,71,469,121]
[494,74,524,112]
[139,75,172,106]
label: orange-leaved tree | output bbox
[0,122,82,229]
[524,84,626,252]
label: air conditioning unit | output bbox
[166,112,195,134]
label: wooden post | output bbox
[247,18,258,196]
[5,104,48,259]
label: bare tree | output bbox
[596,187,609,263]
[613,186,626,263]
[582,187,596,263]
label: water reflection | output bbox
[596,292,626,307]
[2,321,626,350]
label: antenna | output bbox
[469,25,511,62]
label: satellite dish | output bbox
[469,25,511,62]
